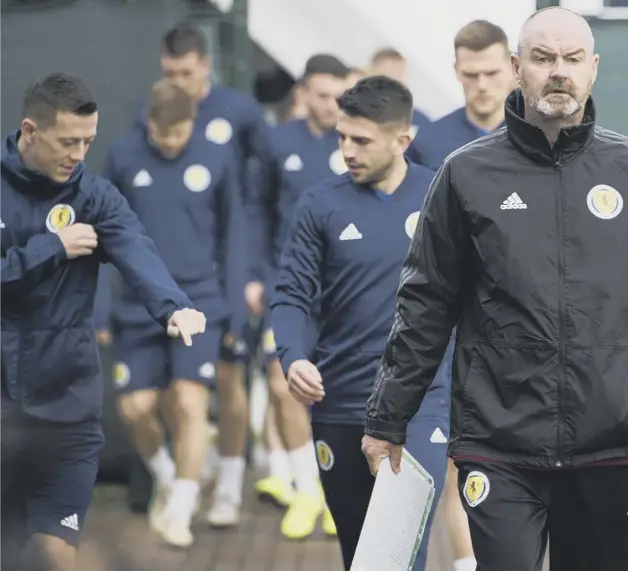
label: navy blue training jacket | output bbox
[1,131,192,422]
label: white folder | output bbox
[350,449,436,571]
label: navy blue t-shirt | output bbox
[99,126,246,336]
[271,163,443,424]
[248,119,347,285]
[407,106,503,170]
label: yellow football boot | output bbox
[255,475,295,508]
[280,492,323,540]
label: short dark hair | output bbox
[22,72,97,128]
[336,76,413,126]
[162,22,208,58]
[147,79,196,130]
[454,20,509,53]
[303,54,349,80]
[371,48,406,65]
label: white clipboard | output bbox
[350,449,435,571]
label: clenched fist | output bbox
[57,223,98,259]
[167,308,206,346]
[286,359,325,405]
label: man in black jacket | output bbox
[362,7,628,571]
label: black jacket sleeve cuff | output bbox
[364,419,407,445]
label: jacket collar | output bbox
[505,89,596,166]
[1,130,84,197]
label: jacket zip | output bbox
[16,329,25,405]
[554,155,565,468]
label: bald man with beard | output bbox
[362,7,628,571]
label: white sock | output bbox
[214,456,246,505]
[201,441,219,483]
[288,441,319,497]
[146,446,175,488]
[454,557,477,571]
[165,479,200,524]
[268,449,292,483]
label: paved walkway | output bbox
[77,476,457,571]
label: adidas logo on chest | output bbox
[501,192,527,210]
[339,223,363,241]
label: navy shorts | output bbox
[1,413,104,549]
[113,322,248,393]
[313,411,449,571]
